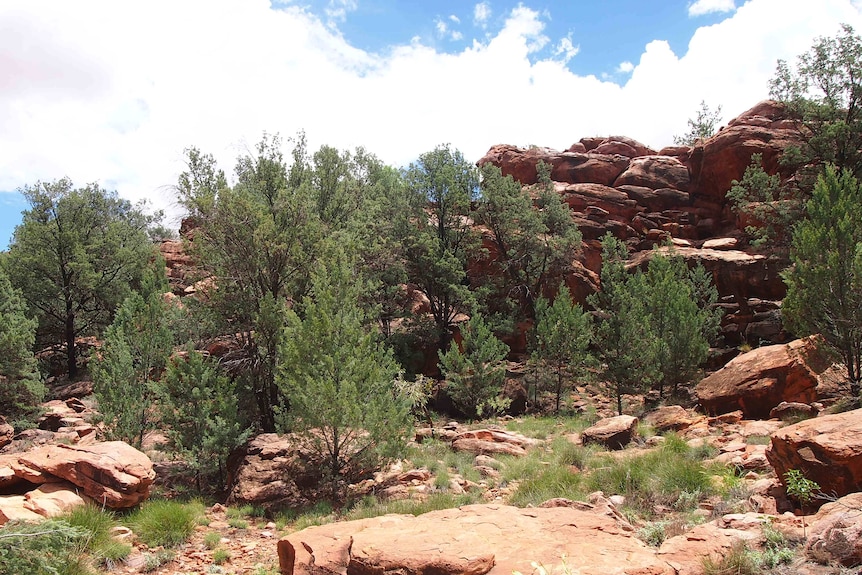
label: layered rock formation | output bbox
[478,100,802,348]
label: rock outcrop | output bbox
[805,492,862,566]
[4,441,155,509]
[581,415,638,450]
[766,408,862,501]
[694,338,822,418]
[278,503,676,575]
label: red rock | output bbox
[0,495,43,525]
[10,441,154,508]
[688,100,802,203]
[278,504,674,575]
[0,417,12,449]
[554,182,641,220]
[643,405,697,432]
[23,482,91,517]
[451,429,538,457]
[581,415,638,450]
[766,408,862,501]
[566,142,587,153]
[594,141,638,157]
[805,492,862,566]
[579,136,604,151]
[613,155,690,192]
[695,339,822,419]
[657,521,759,575]
[476,145,631,186]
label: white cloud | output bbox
[554,35,579,63]
[688,0,736,17]
[449,14,460,24]
[1,0,861,231]
[325,0,358,25]
[617,61,635,73]
[474,2,491,26]
[436,18,448,35]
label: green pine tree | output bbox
[439,312,511,419]
[783,165,862,396]
[532,284,592,413]
[277,250,411,496]
[0,266,45,427]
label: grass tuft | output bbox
[128,499,199,548]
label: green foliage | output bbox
[0,265,45,426]
[155,348,251,492]
[508,464,584,507]
[726,153,801,247]
[203,531,222,549]
[770,24,862,180]
[278,251,412,493]
[212,548,231,565]
[638,521,669,547]
[0,519,92,575]
[129,499,199,548]
[93,286,176,449]
[673,100,723,146]
[532,284,592,412]
[641,249,722,397]
[438,312,511,418]
[588,234,660,414]
[178,134,322,432]
[476,161,581,326]
[5,178,159,378]
[702,540,759,575]
[344,492,480,521]
[402,144,479,352]
[783,165,862,394]
[784,469,820,506]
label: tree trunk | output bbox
[65,308,77,379]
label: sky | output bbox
[2,0,862,248]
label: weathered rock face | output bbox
[581,415,638,450]
[766,408,862,501]
[805,492,862,566]
[277,503,675,575]
[644,405,698,432]
[5,441,154,508]
[226,434,322,511]
[694,338,822,419]
[451,429,539,457]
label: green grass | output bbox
[228,518,249,529]
[204,531,222,549]
[0,519,96,575]
[128,499,200,548]
[508,464,585,507]
[212,548,231,565]
[64,504,116,548]
[503,414,595,439]
[344,492,481,521]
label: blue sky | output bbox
[1,0,861,248]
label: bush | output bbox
[0,519,92,575]
[129,499,199,548]
[702,540,759,575]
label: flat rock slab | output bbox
[278,503,675,575]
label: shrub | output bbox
[702,540,758,575]
[129,499,198,548]
[212,548,231,565]
[0,519,92,575]
[203,531,222,550]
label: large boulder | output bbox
[451,429,539,457]
[6,441,154,508]
[766,408,862,501]
[581,415,638,450]
[694,338,821,419]
[805,492,862,566]
[226,433,322,511]
[277,503,675,575]
[613,155,690,192]
[476,145,630,187]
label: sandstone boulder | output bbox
[277,504,674,575]
[805,492,862,566]
[644,405,697,432]
[23,482,91,517]
[451,429,538,457]
[613,155,690,191]
[694,339,820,419]
[581,415,638,450]
[0,417,12,449]
[226,433,321,511]
[8,441,154,508]
[766,408,862,500]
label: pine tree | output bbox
[438,312,511,418]
[0,266,45,426]
[532,284,592,413]
[155,348,251,492]
[278,251,411,495]
[783,165,862,396]
[93,283,176,448]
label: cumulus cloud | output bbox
[474,2,492,27]
[617,61,635,73]
[325,0,358,25]
[688,0,736,17]
[1,0,861,230]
